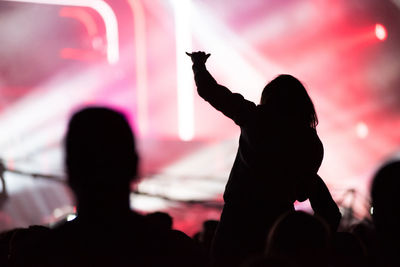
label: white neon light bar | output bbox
[4,0,119,64]
[172,0,195,141]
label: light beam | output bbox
[172,0,195,141]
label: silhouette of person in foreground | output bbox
[187,51,341,266]
[370,160,400,267]
[265,211,331,267]
[14,107,201,267]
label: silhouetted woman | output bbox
[187,51,341,267]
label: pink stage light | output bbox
[126,0,149,136]
[59,7,98,37]
[4,0,119,64]
[59,48,103,61]
[59,7,106,62]
[375,23,387,41]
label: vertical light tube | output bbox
[172,0,194,141]
[127,0,148,136]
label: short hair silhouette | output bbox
[265,211,330,267]
[14,107,205,267]
[260,74,318,129]
[266,211,330,255]
[65,107,138,195]
[371,160,400,232]
[370,160,400,267]
[145,211,173,230]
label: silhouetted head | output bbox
[65,107,138,196]
[260,75,318,128]
[371,160,400,234]
[202,220,219,235]
[200,220,219,244]
[266,211,330,267]
[145,212,173,230]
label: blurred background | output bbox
[0,0,399,236]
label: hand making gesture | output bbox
[186,51,211,65]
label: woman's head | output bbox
[260,75,318,128]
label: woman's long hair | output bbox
[260,75,318,129]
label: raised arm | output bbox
[307,174,342,232]
[186,52,256,126]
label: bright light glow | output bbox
[60,48,102,61]
[190,1,283,103]
[52,206,76,220]
[4,0,119,64]
[0,63,121,166]
[356,122,369,139]
[127,0,149,136]
[172,0,195,141]
[53,208,63,218]
[66,214,77,221]
[130,193,169,212]
[375,23,387,41]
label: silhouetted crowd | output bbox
[0,52,398,266]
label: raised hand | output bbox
[186,51,211,65]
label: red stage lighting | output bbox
[375,23,387,41]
